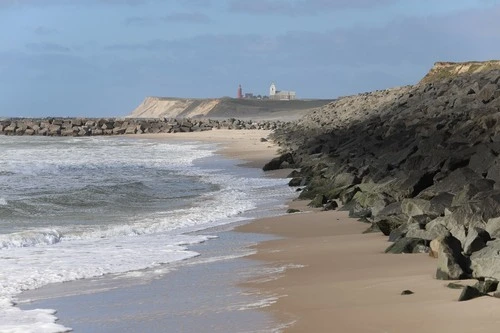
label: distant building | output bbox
[269,82,296,101]
[237,84,243,99]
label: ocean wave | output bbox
[0,229,62,249]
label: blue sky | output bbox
[1,0,500,117]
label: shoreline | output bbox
[18,129,294,333]
[236,207,500,332]
[15,128,500,332]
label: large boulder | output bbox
[463,227,491,255]
[406,221,449,241]
[375,214,407,236]
[435,235,469,280]
[486,217,500,238]
[419,168,482,199]
[470,239,500,280]
[451,180,495,207]
[262,153,295,171]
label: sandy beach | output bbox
[237,207,500,332]
[138,129,500,332]
[18,129,500,332]
[136,129,279,169]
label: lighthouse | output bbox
[237,84,243,99]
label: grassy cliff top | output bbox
[420,60,500,84]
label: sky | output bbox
[1,0,500,117]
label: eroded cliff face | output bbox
[128,97,335,120]
[420,60,500,84]
[128,97,221,118]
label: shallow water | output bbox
[21,227,291,333]
[0,136,293,332]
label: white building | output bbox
[269,82,296,100]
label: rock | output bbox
[419,168,482,199]
[447,282,465,289]
[458,286,486,302]
[260,137,268,142]
[323,200,338,211]
[468,144,496,176]
[470,240,500,280]
[485,217,500,238]
[286,209,300,214]
[308,194,328,208]
[263,153,294,171]
[401,290,414,295]
[452,180,495,207]
[388,226,407,242]
[435,235,469,280]
[478,83,498,104]
[375,214,407,236]
[474,280,499,294]
[406,222,449,241]
[333,172,360,188]
[385,237,426,254]
[463,227,491,255]
[401,198,433,217]
[288,178,304,187]
[362,223,381,234]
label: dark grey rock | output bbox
[474,280,499,294]
[458,286,486,302]
[463,227,491,255]
[323,200,339,211]
[385,237,426,254]
[308,194,328,208]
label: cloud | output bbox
[163,12,211,23]
[26,42,71,53]
[0,0,151,7]
[34,26,57,35]
[125,11,211,26]
[105,3,500,97]
[229,0,398,16]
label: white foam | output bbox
[0,136,295,332]
[235,295,285,311]
[0,197,7,206]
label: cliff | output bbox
[420,60,500,84]
[128,97,335,120]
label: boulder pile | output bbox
[0,118,286,136]
[268,62,500,298]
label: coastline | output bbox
[18,129,294,333]
[136,129,500,331]
[15,128,500,332]
[237,207,500,332]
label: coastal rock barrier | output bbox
[266,63,500,300]
[0,118,286,136]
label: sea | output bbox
[0,135,294,333]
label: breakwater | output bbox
[265,64,500,300]
[0,118,286,136]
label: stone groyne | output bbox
[0,118,287,136]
